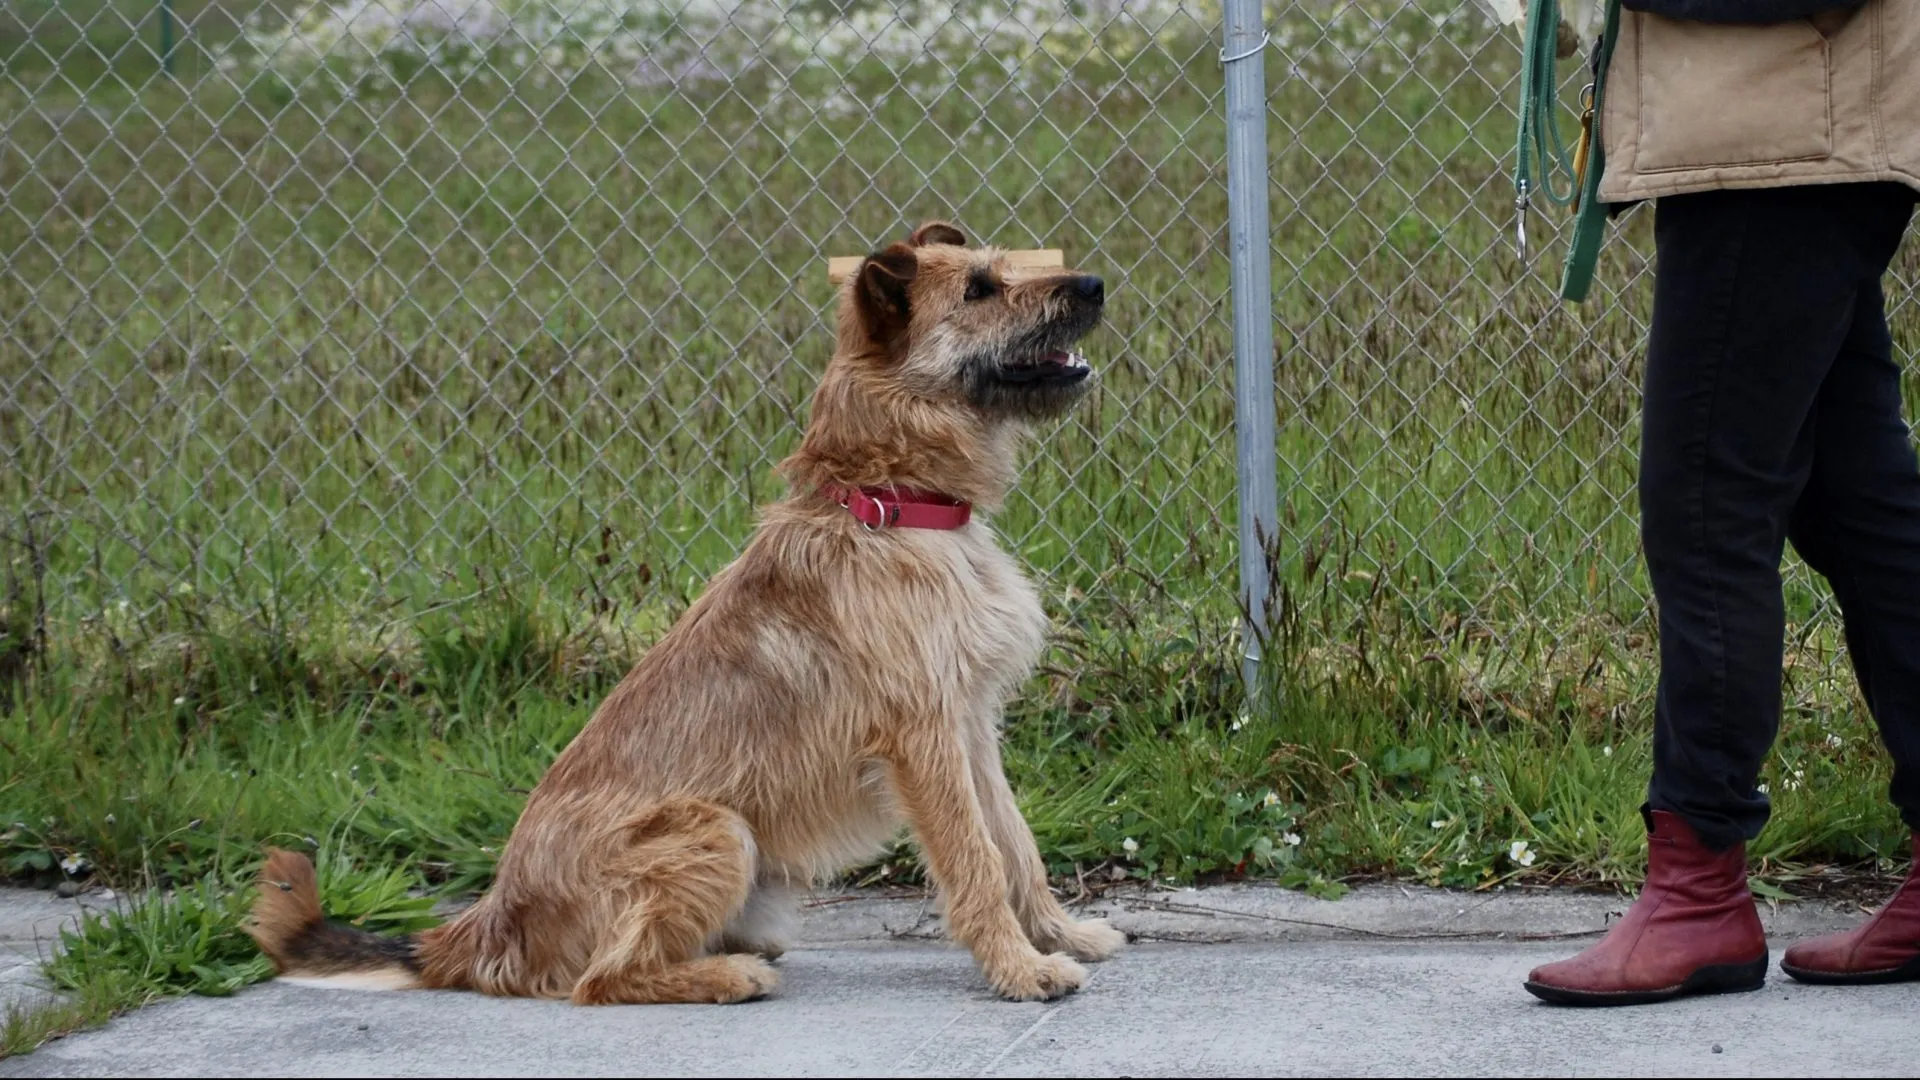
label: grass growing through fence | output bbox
[3,0,1919,1055]
[2,585,1909,902]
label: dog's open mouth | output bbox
[962,310,1102,417]
[993,349,1093,386]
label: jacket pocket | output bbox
[1635,14,1832,171]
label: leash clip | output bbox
[1514,179,1530,263]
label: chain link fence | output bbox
[3,1,1911,693]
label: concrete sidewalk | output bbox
[4,884,1917,1077]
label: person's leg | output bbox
[1777,189,1920,985]
[1528,183,1898,1005]
[1782,202,1920,833]
[1638,187,1883,848]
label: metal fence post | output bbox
[1221,0,1279,699]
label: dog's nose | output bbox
[1071,275,1105,305]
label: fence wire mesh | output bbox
[2,1,1912,695]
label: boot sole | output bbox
[1781,952,1920,986]
[1524,954,1768,1007]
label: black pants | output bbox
[1642,181,1920,850]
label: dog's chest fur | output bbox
[889,524,1049,705]
[741,522,1048,881]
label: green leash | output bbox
[1514,0,1622,302]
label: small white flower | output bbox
[172,696,186,707]
[60,853,88,876]
[1826,733,1843,749]
[1602,745,1613,757]
[1121,837,1139,855]
[1508,840,1536,867]
[1758,783,1771,795]
[1261,791,1280,808]
[104,814,115,825]
[1430,819,1448,830]
[1281,832,1302,847]
[1229,716,1245,732]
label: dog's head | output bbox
[841,221,1105,423]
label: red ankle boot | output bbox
[1781,833,1920,985]
[1524,810,1768,1005]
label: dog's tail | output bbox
[246,847,425,991]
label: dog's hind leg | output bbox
[568,798,778,1005]
[968,721,1127,963]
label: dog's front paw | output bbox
[1043,917,1127,963]
[988,951,1087,1002]
[716,954,780,1003]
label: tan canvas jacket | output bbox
[1598,0,1920,203]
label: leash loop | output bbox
[1514,0,1580,258]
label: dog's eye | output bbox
[964,272,998,303]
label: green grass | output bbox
[0,849,438,1058]
[3,586,1908,1058]
[2,587,1907,898]
[3,0,1919,1058]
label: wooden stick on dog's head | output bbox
[827,248,1065,285]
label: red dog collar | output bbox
[821,484,972,531]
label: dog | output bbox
[248,221,1125,1004]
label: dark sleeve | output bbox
[1620,0,1866,21]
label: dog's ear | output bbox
[854,241,918,346]
[909,221,968,248]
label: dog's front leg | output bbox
[884,729,1086,1001]
[966,722,1127,963]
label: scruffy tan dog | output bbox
[248,221,1124,1004]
